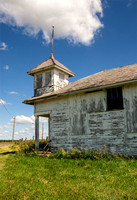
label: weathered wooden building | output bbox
[23,55,137,155]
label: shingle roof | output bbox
[28,54,75,77]
[23,63,137,105]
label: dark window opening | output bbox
[45,72,51,86]
[107,87,123,110]
[36,74,42,88]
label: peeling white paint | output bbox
[34,84,137,155]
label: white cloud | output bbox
[0,99,7,105]
[0,42,7,50]
[10,115,35,124]
[0,123,12,135]
[0,0,103,45]
[13,126,35,139]
[39,117,48,123]
[0,116,48,140]
[17,127,34,134]
[3,124,12,129]
[4,130,9,133]
[9,115,48,125]
[4,65,9,70]
[8,91,18,95]
[0,99,11,106]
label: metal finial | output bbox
[51,26,54,56]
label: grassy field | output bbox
[0,144,137,200]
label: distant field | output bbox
[0,140,18,143]
[0,144,137,200]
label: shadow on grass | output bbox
[0,151,16,155]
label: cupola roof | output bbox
[27,53,75,77]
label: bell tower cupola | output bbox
[27,54,75,97]
[27,26,75,97]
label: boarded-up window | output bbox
[59,73,65,80]
[107,87,123,110]
[45,72,51,86]
[36,74,42,88]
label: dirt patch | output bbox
[0,144,13,152]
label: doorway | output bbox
[39,116,49,141]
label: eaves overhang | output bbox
[23,79,137,105]
[28,64,75,77]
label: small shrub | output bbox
[18,140,35,154]
[18,139,48,154]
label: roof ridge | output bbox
[27,56,53,74]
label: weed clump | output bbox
[17,141,136,160]
[18,139,48,154]
[50,147,135,160]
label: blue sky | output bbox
[0,0,137,140]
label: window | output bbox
[59,72,65,80]
[107,87,123,110]
[36,74,42,88]
[45,72,51,86]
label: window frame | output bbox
[107,86,124,111]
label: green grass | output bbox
[0,144,14,170]
[0,152,137,200]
